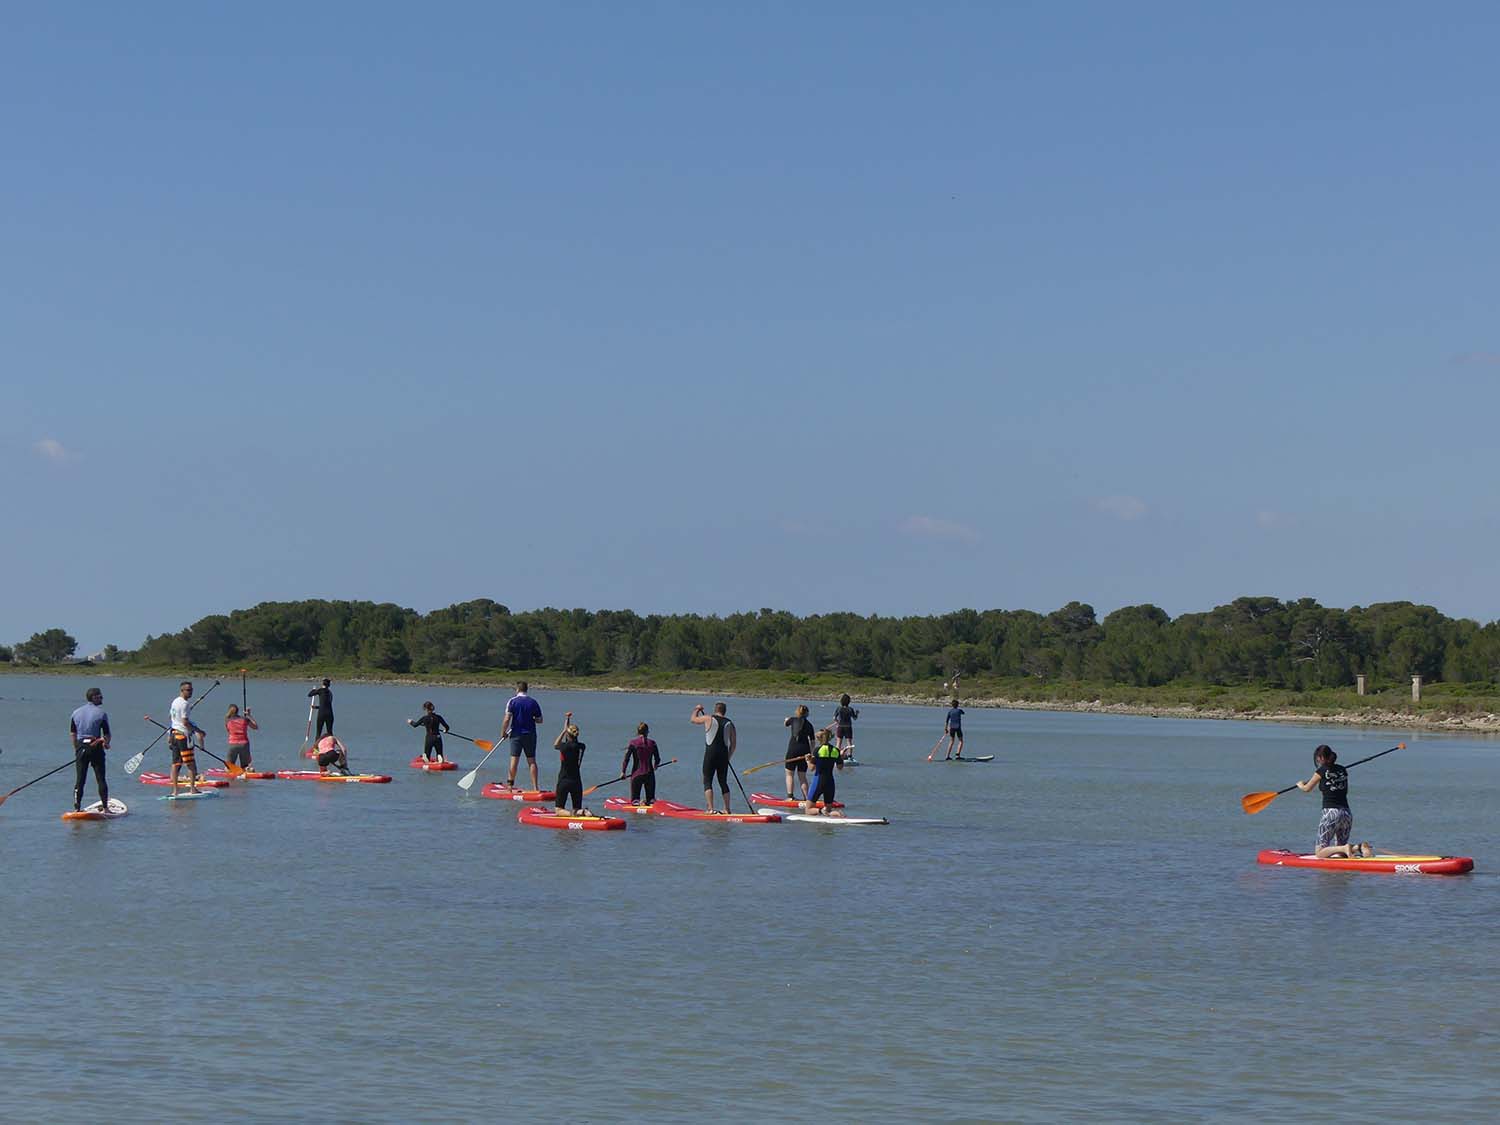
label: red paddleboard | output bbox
[205,768,277,780]
[274,770,393,784]
[1256,849,1474,875]
[602,796,665,813]
[655,805,781,824]
[410,758,459,771]
[517,806,625,831]
[481,783,555,801]
[139,772,229,788]
[751,792,843,809]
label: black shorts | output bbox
[784,758,807,773]
[702,752,729,791]
[169,734,196,767]
[510,732,537,760]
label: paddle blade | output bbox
[742,758,785,776]
[456,767,481,791]
[1241,790,1280,815]
[123,751,145,775]
[471,738,493,752]
[227,762,245,777]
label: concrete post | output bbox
[1412,675,1422,702]
[1356,674,1366,696]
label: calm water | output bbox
[2,673,1496,1122]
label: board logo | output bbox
[1394,864,1421,874]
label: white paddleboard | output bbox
[759,808,887,825]
[62,798,129,821]
[159,789,220,801]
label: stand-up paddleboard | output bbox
[517,806,626,831]
[751,792,843,809]
[274,770,392,784]
[139,772,229,788]
[655,805,781,824]
[205,768,278,780]
[481,783,555,801]
[1256,849,1473,875]
[410,758,459,772]
[941,755,994,763]
[760,808,888,825]
[62,798,129,821]
[602,796,661,813]
[160,789,220,801]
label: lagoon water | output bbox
[1,672,1496,1122]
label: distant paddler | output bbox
[407,701,450,763]
[168,680,205,795]
[941,699,965,760]
[315,734,352,776]
[307,678,335,741]
[833,694,859,760]
[622,722,660,806]
[69,687,112,813]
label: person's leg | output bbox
[91,745,109,806]
[702,757,716,811]
[644,773,656,804]
[433,736,444,763]
[785,765,797,800]
[717,760,731,812]
[73,748,88,811]
[506,751,521,788]
[630,776,644,804]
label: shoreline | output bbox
[11,664,1500,734]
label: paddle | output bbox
[298,698,316,758]
[124,680,220,774]
[1241,743,1405,815]
[439,731,495,752]
[582,758,677,797]
[143,716,242,775]
[240,668,248,713]
[925,733,947,762]
[457,738,505,792]
[741,757,790,776]
[0,757,78,809]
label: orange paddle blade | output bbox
[1241,790,1280,815]
[470,738,493,752]
[227,762,245,777]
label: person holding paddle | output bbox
[690,701,736,814]
[407,701,450,763]
[500,681,543,792]
[803,727,845,816]
[315,733,351,776]
[168,681,206,795]
[783,704,815,803]
[68,687,112,813]
[224,704,258,773]
[621,722,660,806]
[308,679,335,741]
[1295,745,1373,858]
[552,712,587,815]
[940,699,965,760]
[833,693,859,760]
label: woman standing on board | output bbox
[224,704,259,772]
[832,694,859,760]
[407,701,450,763]
[783,704,815,802]
[1296,745,1372,858]
[553,712,587,815]
[621,722,660,806]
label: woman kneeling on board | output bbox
[1296,745,1374,858]
[622,722,659,805]
[316,734,352,776]
[802,728,845,816]
[408,701,450,763]
[553,712,588,816]
[225,704,259,772]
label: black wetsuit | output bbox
[702,715,733,794]
[411,712,449,759]
[623,736,660,804]
[785,716,814,773]
[834,704,858,740]
[808,742,840,805]
[71,739,109,810]
[554,736,585,811]
[308,686,334,739]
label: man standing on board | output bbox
[168,680,204,795]
[68,686,111,812]
[500,681,543,791]
[308,678,335,741]
[690,701,736,814]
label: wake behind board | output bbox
[62,798,129,821]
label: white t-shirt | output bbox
[170,695,192,735]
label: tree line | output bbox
[7,596,1496,690]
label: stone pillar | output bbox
[1356,674,1366,696]
[1412,675,1423,702]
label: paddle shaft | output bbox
[740,757,789,776]
[457,741,504,791]
[0,758,77,807]
[583,758,677,797]
[728,758,754,812]
[1244,743,1404,814]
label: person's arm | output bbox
[1295,771,1322,793]
[650,741,660,769]
[622,745,634,775]
[852,709,859,720]
[439,715,449,733]
[499,703,512,739]
[689,705,708,727]
[308,688,318,698]
[69,717,81,749]
[726,722,737,758]
[246,713,259,730]
[554,729,567,749]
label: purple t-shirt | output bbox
[505,694,542,736]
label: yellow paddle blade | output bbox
[1241,790,1279,815]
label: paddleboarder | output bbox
[168,681,205,795]
[315,733,351,776]
[224,704,259,772]
[690,701,736,814]
[68,687,111,813]
[500,681,543,791]
[941,699,965,760]
[552,712,587,815]
[833,693,859,760]
[783,704,815,802]
[803,727,845,816]
[307,679,335,741]
[1296,745,1372,858]
[407,701,450,763]
[622,722,661,806]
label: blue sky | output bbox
[5,2,1500,653]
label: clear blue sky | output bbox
[5,2,1500,653]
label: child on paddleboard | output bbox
[224,704,258,772]
[316,734,351,776]
[833,694,859,760]
[407,701,450,763]
[622,722,660,806]
[553,712,587,815]
[1296,745,1373,858]
[941,699,965,760]
[803,727,845,816]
